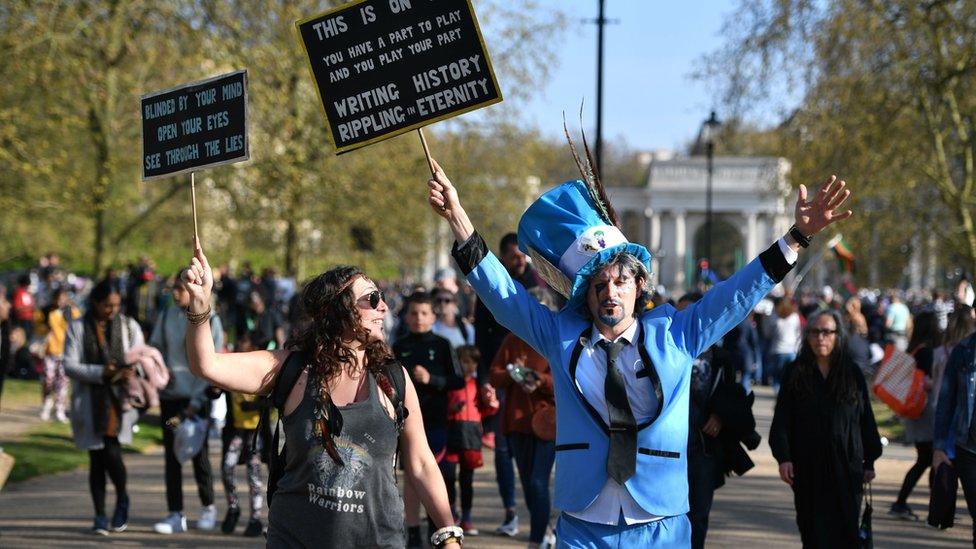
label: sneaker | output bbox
[153,512,187,534]
[495,514,519,537]
[888,502,919,521]
[243,518,264,537]
[39,398,53,422]
[110,495,129,532]
[540,528,557,549]
[55,410,69,424]
[221,505,240,534]
[460,520,479,536]
[90,515,109,536]
[197,504,217,531]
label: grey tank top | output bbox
[267,373,405,548]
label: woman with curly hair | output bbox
[182,247,460,549]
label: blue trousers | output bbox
[509,432,555,543]
[556,512,691,548]
[767,352,795,394]
[493,390,517,510]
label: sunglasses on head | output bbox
[357,290,385,309]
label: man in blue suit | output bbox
[426,158,853,547]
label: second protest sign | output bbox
[297,0,502,154]
[141,70,248,180]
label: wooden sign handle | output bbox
[190,171,200,248]
[417,128,446,211]
[417,128,435,176]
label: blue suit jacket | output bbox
[456,235,792,516]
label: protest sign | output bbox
[297,0,502,154]
[141,70,248,180]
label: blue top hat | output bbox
[517,180,652,312]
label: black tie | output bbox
[600,339,637,484]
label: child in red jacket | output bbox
[445,345,497,536]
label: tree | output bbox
[0,1,209,272]
[0,0,567,278]
[197,0,567,278]
[700,0,976,285]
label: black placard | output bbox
[297,0,502,154]
[141,70,249,180]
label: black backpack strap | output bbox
[255,350,306,505]
[376,362,408,474]
[271,351,307,411]
[386,362,408,427]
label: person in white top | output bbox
[431,289,473,349]
[763,297,802,393]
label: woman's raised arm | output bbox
[183,245,286,395]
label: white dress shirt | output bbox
[567,321,662,526]
[566,238,797,526]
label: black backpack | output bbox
[258,351,408,505]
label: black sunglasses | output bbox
[357,290,385,309]
[808,328,837,337]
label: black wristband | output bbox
[788,225,812,248]
[759,241,795,282]
[451,231,488,276]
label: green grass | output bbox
[871,395,905,441]
[1,379,42,411]
[1,418,163,484]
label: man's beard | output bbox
[596,299,625,327]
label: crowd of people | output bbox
[1,175,976,547]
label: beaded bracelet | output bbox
[430,525,464,547]
[185,306,212,326]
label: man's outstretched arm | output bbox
[427,159,557,357]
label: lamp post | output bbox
[595,0,606,177]
[701,111,721,268]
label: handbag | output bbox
[858,482,873,548]
[872,344,926,419]
[531,404,556,441]
[927,462,959,529]
[173,416,208,464]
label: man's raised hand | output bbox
[182,246,213,314]
[427,158,459,220]
[425,158,475,243]
[794,175,853,237]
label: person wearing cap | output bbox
[426,156,853,546]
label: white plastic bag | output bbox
[173,417,207,464]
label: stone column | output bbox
[746,212,758,260]
[674,210,687,290]
[646,207,661,281]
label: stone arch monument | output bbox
[607,153,793,294]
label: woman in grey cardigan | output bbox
[64,280,144,535]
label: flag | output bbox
[830,235,856,274]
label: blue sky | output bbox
[521,0,741,151]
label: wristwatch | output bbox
[788,225,812,248]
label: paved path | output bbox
[708,387,970,548]
[0,387,971,547]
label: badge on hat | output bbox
[517,115,651,311]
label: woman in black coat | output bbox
[769,309,882,548]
